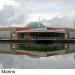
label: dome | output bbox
[25,22,45,28]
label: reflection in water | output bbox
[0,42,75,53]
[17,43,64,52]
[0,53,75,69]
[0,54,15,68]
[69,43,75,50]
[0,42,65,52]
[0,43,75,68]
[0,43,10,51]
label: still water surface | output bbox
[0,43,75,69]
[0,53,75,69]
[0,43,75,51]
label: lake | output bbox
[0,43,75,69]
[0,53,75,69]
[0,42,75,53]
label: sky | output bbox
[0,0,75,27]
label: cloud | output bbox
[0,4,27,27]
[0,5,15,26]
[0,0,75,27]
[42,15,74,28]
[15,0,75,15]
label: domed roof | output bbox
[25,22,45,28]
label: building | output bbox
[17,22,65,40]
[0,22,75,53]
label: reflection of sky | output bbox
[0,53,75,69]
[0,44,10,51]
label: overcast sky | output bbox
[0,0,75,27]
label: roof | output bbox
[25,22,46,28]
[16,27,65,33]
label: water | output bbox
[0,53,75,69]
[0,43,65,52]
[0,43,10,51]
[0,42,75,52]
[0,43,75,69]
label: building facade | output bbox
[0,26,75,53]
